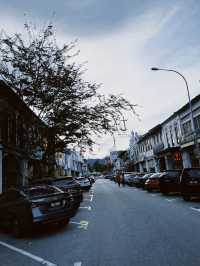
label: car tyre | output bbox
[60,219,69,227]
[183,195,190,201]
[12,217,24,238]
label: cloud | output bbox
[1,2,200,158]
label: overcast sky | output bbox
[1,0,200,158]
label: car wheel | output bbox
[183,195,190,201]
[162,190,168,195]
[60,219,69,227]
[12,217,23,238]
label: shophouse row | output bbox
[129,94,200,173]
[0,81,87,194]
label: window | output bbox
[169,126,174,146]
[174,123,179,144]
[194,115,200,130]
[182,120,192,135]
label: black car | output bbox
[180,168,200,201]
[0,185,72,237]
[31,177,83,216]
[160,170,182,195]
[52,177,83,214]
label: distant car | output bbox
[88,176,95,184]
[160,170,182,195]
[138,173,153,188]
[180,168,200,201]
[104,174,113,180]
[132,173,146,187]
[0,185,72,237]
[75,177,91,190]
[145,173,162,191]
[124,174,137,186]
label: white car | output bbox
[124,173,137,185]
[75,177,91,190]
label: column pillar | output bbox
[20,159,28,186]
[0,145,3,194]
[182,150,192,168]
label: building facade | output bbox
[0,81,50,193]
[129,95,200,172]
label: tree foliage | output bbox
[0,22,137,150]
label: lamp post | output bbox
[151,67,199,158]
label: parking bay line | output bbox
[74,262,82,266]
[0,241,57,266]
[165,199,176,202]
[190,207,200,213]
[70,220,89,230]
[79,206,92,211]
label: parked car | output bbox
[138,173,153,188]
[124,173,137,186]
[180,168,200,201]
[0,185,72,237]
[30,177,83,216]
[50,177,83,215]
[75,177,91,190]
[132,173,145,187]
[145,173,162,191]
[160,170,182,195]
[88,176,95,184]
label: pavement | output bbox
[1,179,200,266]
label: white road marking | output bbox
[0,241,57,266]
[70,220,89,230]
[74,262,82,266]
[151,194,157,197]
[190,207,200,213]
[90,194,94,202]
[166,199,176,202]
[79,206,92,211]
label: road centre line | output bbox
[0,241,57,266]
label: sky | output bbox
[1,0,200,158]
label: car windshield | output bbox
[163,171,181,177]
[23,186,59,198]
[76,177,86,181]
[184,169,200,178]
[53,178,75,185]
[150,173,161,178]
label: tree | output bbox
[0,22,137,151]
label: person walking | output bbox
[116,172,121,187]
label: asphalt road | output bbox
[1,179,200,266]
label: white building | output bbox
[128,94,200,172]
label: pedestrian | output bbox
[116,172,121,187]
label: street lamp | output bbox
[151,67,196,139]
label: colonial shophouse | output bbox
[0,81,50,193]
[129,94,200,172]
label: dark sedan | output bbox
[31,177,83,215]
[160,170,182,195]
[180,168,200,201]
[52,177,83,215]
[0,185,72,237]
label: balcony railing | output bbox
[153,143,164,154]
[179,129,200,145]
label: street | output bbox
[1,179,200,266]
